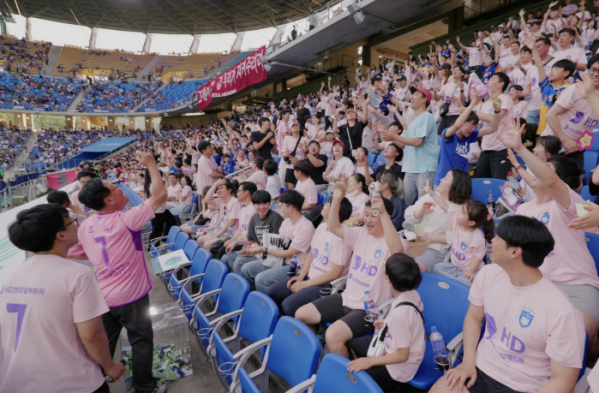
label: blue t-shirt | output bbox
[481,63,498,84]
[402,111,438,174]
[434,127,479,185]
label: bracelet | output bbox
[494,109,501,113]
[460,90,464,93]
[262,247,268,260]
[514,164,523,171]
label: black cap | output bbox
[397,75,407,81]
[439,63,452,70]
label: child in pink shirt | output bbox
[426,181,494,286]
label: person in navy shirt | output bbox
[433,93,501,186]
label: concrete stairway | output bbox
[43,46,62,76]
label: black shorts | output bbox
[284,168,296,184]
[312,293,374,338]
[347,336,404,392]
[468,368,524,393]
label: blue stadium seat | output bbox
[147,226,180,257]
[273,155,281,164]
[586,232,599,273]
[208,292,279,389]
[581,185,593,202]
[169,248,211,300]
[471,178,505,205]
[367,152,378,168]
[229,316,321,393]
[179,259,228,320]
[591,131,599,151]
[192,273,250,355]
[408,273,471,390]
[317,193,325,205]
[285,353,383,393]
[584,151,599,183]
[183,239,199,260]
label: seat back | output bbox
[190,248,211,277]
[268,316,321,387]
[192,193,198,204]
[183,240,199,260]
[317,193,324,205]
[586,232,599,273]
[166,226,181,245]
[584,151,599,181]
[581,185,593,202]
[173,232,190,251]
[417,273,470,338]
[202,259,228,295]
[217,274,250,317]
[238,368,262,393]
[471,178,505,205]
[238,292,279,350]
[313,354,383,393]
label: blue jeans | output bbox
[403,171,436,206]
[432,262,475,287]
[267,277,329,316]
[223,253,258,275]
[241,260,290,293]
[416,248,446,273]
[527,109,540,126]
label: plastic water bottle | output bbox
[364,291,377,322]
[430,326,447,356]
[226,225,233,236]
[487,190,496,214]
[287,255,298,277]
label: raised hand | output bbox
[575,73,596,100]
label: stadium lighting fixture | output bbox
[264,62,272,72]
[354,10,365,24]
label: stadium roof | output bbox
[9,0,327,35]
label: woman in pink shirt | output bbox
[346,173,370,223]
[500,126,599,362]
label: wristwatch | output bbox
[262,247,269,260]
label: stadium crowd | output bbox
[6,2,599,393]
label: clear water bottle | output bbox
[487,190,496,214]
[287,255,298,277]
[364,291,377,322]
[226,225,233,236]
[430,326,447,356]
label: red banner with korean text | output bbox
[197,46,268,111]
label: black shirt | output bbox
[373,162,404,181]
[250,130,274,160]
[339,120,367,158]
[304,154,328,185]
[296,108,311,130]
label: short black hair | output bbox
[385,253,422,292]
[239,181,257,195]
[78,169,98,180]
[496,215,555,268]
[365,196,394,216]
[47,190,70,206]
[254,156,265,170]
[8,204,70,252]
[493,72,510,92]
[387,143,404,162]
[558,27,576,37]
[251,190,272,204]
[263,159,278,176]
[589,54,599,71]
[535,36,551,46]
[293,160,313,176]
[259,117,270,127]
[448,168,472,204]
[520,45,532,54]
[338,197,353,223]
[547,155,582,190]
[552,59,576,78]
[78,178,111,211]
[308,140,320,147]
[509,85,523,92]
[280,190,304,211]
[536,135,561,156]
[198,140,212,153]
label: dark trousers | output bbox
[150,210,177,240]
[566,150,585,173]
[347,336,405,392]
[437,114,459,136]
[93,382,110,393]
[102,294,155,393]
[267,277,329,317]
[473,149,512,179]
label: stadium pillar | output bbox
[144,117,154,131]
[189,35,201,55]
[14,113,26,129]
[65,115,75,129]
[128,117,136,130]
[107,117,116,130]
[25,18,33,41]
[81,117,91,130]
[26,114,35,131]
[269,24,288,46]
[142,34,153,54]
[89,28,99,50]
[230,32,245,53]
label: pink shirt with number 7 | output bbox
[77,202,156,307]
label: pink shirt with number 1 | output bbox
[77,201,156,307]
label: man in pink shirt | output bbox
[244,157,268,191]
[197,178,240,250]
[70,169,99,216]
[240,190,315,293]
[76,151,168,393]
[296,189,405,358]
[430,215,585,393]
[1,204,124,393]
[293,160,318,211]
[194,140,224,194]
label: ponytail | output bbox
[465,199,495,243]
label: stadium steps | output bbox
[66,88,87,113]
[132,83,169,112]
[138,55,164,81]
[44,46,62,76]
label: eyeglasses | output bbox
[59,219,77,231]
[590,68,599,74]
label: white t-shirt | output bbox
[479,94,514,152]
[295,177,318,206]
[0,255,109,392]
[265,175,281,199]
[541,84,599,141]
[328,156,355,182]
[308,223,352,279]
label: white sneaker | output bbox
[153,385,168,393]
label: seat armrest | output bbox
[376,298,395,318]
[284,375,316,393]
[170,262,193,278]
[330,276,347,294]
[446,332,464,366]
[169,272,204,293]
[207,309,244,353]
[155,243,175,252]
[150,235,168,246]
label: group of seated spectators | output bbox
[77,80,161,113]
[0,36,50,74]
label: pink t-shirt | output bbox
[541,84,599,141]
[513,100,529,120]
[500,52,520,69]
[0,255,109,393]
[448,210,486,271]
[216,196,241,231]
[383,290,426,382]
[278,216,315,265]
[77,201,156,307]
[441,81,462,116]
[246,170,267,190]
[282,135,309,162]
[467,47,484,67]
[509,68,526,88]
[195,155,218,193]
[180,185,193,203]
[551,47,587,66]
[295,177,318,206]
[588,362,599,392]
[239,203,256,236]
[480,94,514,151]
[470,264,585,393]
[353,165,373,177]
[341,227,407,309]
[523,64,541,111]
[308,223,352,279]
[277,121,290,153]
[70,189,91,214]
[167,183,182,198]
[516,188,599,287]
[347,191,370,219]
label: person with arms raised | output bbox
[196,179,240,250]
[74,151,168,393]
